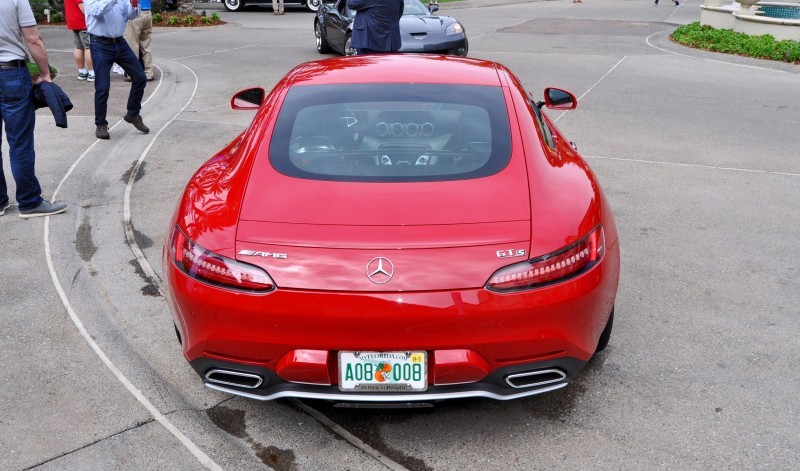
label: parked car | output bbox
[163,54,619,404]
[223,0,322,12]
[315,0,467,56]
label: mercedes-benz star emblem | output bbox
[366,257,394,284]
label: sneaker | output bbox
[123,75,132,82]
[78,71,89,81]
[96,124,110,140]
[88,74,96,82]
[19,200,67,219]
[0,201,10,216]
[124,114,149,134]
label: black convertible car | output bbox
[314,0,468,56]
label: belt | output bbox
[89,34,125,44]
[0,59,27,69]
[141,8,151,10]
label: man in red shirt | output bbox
[64,0,95,81]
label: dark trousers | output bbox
[89,37,147,125]
[0,65,42,211]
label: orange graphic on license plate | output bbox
[374,362,393,382]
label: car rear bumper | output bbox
[165,243,618,402]
[191,356,586,402]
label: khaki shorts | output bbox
[72,30,90,50]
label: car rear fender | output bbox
[173,75,293,259]
[499,66,609,259]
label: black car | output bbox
[314,0,468,56]
[224,0,322,12]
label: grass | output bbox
[671,22,800,64]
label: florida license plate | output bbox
[338,351,427,392]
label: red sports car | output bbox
[163,54,619,404]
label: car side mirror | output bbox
[428,3,439,13]
[231,88,266,110]
[543,88,577,110]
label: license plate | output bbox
[338,351,427,392]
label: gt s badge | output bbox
[496,249,526,259]
[238,250,287,259]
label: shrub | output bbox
[153,12,163,23]
[211,13,220,21]
[167,15,181,26]
[32,0,67,24]
[200,16,212,24]
[672,22,800,64]
[183,15,196,26]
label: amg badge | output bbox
[238,250,287,259]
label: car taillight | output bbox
[170,227,275,292]
[486,225,605,292]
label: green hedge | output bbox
[672,22,800,64]
[31,0,171,21]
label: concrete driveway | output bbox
[2,1,798,469]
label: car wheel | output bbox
[344,34,356,56]
[224,0,244,11]
[306,0,322,12]
[315,22,331,54]
[595,308,614,353]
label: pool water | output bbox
[758,5,800,19]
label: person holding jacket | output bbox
[84,0,149,140]
[0,0,68,218]
[347,0,404,55]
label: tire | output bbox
[306,0,322,12]
[224,0,244,12]
[595,308,614,353]
[315,21,331,54]
[344,34,356,56]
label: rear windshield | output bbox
[269,84,511,182]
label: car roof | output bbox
[290,55,504,87]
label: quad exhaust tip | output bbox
[205,369,264,389]
[505,369,567,389]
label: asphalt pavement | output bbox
[2,1,799,470]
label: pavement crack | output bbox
[163,394,237,416]
[22,418,156,470]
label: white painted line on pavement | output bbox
[554,56,628,123]
[664,0,686,23]
[585,154,800,177]
[44,63,223,471]
[645,31,794,73]
[176,117,250,126]
[289,399,411,471]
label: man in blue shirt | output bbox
[85,0,149,140]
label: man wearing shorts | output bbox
[64,0,95,81]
